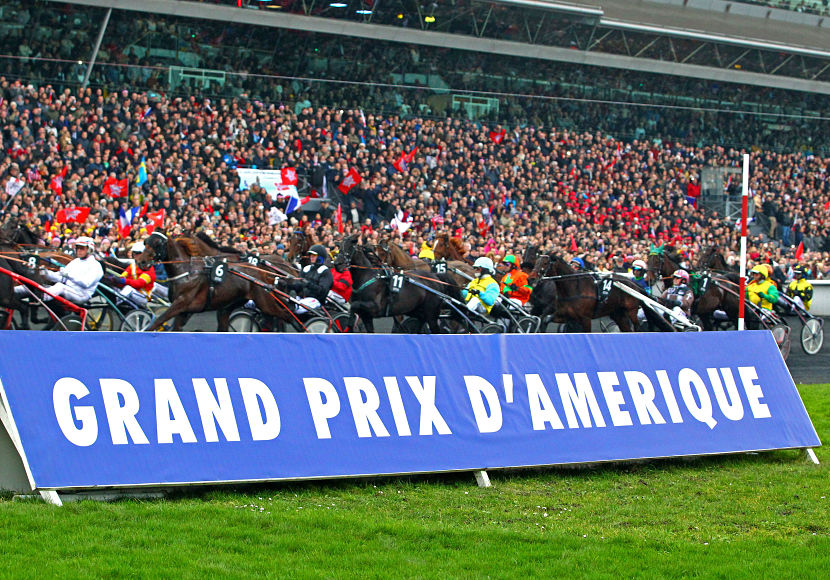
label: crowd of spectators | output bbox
[1,76,828,282]
[1,0,828,155]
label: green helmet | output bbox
[502,254,517,265]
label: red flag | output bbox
[489,128,506,144]
[336,203,344,234]
[393,153,408,173]
[337,167,362,195]
[795,241,804,261]
[569,235,577,253]
[405,147,418,163]
[280,167,298,186]
[139,201,150,218]
[103,176,129,198]
[49,166,68,196]
[56,206,91,224]
[145,209,165,235]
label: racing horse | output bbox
[286,228,313,267]
[529,254,670,332]
[135,231,299,331]
[334,234,448,333]
[646,243,743,331]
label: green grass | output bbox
[1,385,828,579]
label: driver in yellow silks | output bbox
[746,264,779,311]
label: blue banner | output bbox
[0,331,820,490]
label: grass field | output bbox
[1,385,827,579]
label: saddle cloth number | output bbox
[432,261,447,274]
[210,260,227,284]
[391,273,405,293]
[22,253,38,271]
[246,255,259,266]
[598,277,613,301]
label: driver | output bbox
[569,256,586,272]
[660,269,694,323]
[631,259,650,294]
[786,265,813,311]
[462,257,500,315]
[17,236,103,305]
[114,241,156,308]
[746,264,779,311]
[280,244,334,315]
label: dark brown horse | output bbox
[135,232,298,331]
[529,254,668,332]
[646,244,743,331]
[334,234,447,333]
[287,228,314,267]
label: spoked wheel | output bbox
[122,309,154,332]
[516,316,541,334]
[228,309,261,333]
[800,318,824,355]
[771,323,791,360]
[331,312,361,333]
[85,301,116,331]
[398,317,430,334]
[304,316,332,333]
[558,320,583,333]
[600,320,621,333]
[479,323,504,334]
[56,314,84,331]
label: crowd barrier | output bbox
[0,330,820,505]
[807,280,830,316]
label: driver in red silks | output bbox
[328,257,353,307]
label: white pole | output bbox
[738,153,750,331]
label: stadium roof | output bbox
[54,0,830,94]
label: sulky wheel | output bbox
[122,309,154,332]
[304,316,332,333]
[800,318,824,355]
[771,323,791,361]
[228,309,261,333]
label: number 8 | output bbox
[27,257,37,269]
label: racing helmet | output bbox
[74,236,95,250]
[632,259,647,270]
[793,265,805,277]
[570,257,585,269]
[750,264,767,277]
[308,244,328,263]
[473,256,495,274]
[502,254,517,265]
[673,269,690,283]
[130,241,146,254]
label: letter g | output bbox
[53,377,98,447]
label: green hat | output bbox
[502,254,516,265]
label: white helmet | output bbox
[130,241,146,253]
[632,259,647,270]
[74,236,95,250]
[473,256,495,274]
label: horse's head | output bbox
[646,242,680,285]
[333,233,359,269]
[521,244,538,273]
[136,231,168,270]
[548,254,574,276]
[528,254,551,283]
[287,229,311,262]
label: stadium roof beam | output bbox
[51,0,830,95]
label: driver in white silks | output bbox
[16,236,103,304]
[461,257,500,316]
[278,244,334,315]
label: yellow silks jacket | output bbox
[787,278,813,310]
[746,278,778,310]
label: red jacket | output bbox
[121,262,156,297]
[331,268,353,301]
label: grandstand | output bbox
[0,0,828,278]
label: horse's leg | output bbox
[149,299,193,331]
[610,310,633,332]
[173,313,191,331]
[581,317,592,333]
[217,308,232,332]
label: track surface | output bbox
[179,312,828,385]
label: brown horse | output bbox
[646,244,743,331]
[529,254,668,332]
[286,228,314,266]
[334,234,447,333]
[135,232,299,331]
